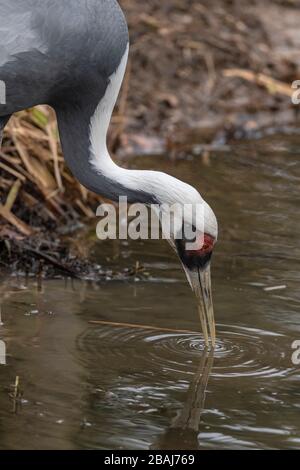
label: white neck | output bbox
[89,44,129,174]
[87,44,218,239]
[89,43,195,206]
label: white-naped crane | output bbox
[0,0,218,347]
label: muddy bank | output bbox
[119,0,300,150]
[0,230,149,280]
[1,0,300,276]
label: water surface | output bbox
[0,135,300,449]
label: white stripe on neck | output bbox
[89,44,129,178]
[88,42,203,211]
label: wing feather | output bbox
[0,1,46,67]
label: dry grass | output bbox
[0,106,120,238]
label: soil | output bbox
[118,0,300,152]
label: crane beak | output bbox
[183,263,216,350]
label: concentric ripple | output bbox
[75,324,295,379]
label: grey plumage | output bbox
[0,0,141,200]
[0,0,128,113]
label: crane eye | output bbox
[187,233,215,255]
[175,233,215,270]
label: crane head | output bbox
[155,177,218,349]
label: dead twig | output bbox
[88,320,198,335]
[224,69,292,97]
[22,244,81,278]
[0,204,33,236]
[5,179,22,212]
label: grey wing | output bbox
[0,1,45,67]
[0,0,129,117]
[0,0,51,116]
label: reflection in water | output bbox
[0,270,299,450]
[154,351,214,450]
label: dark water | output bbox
[0,135,300,450]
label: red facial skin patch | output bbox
[185,233,215,256]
